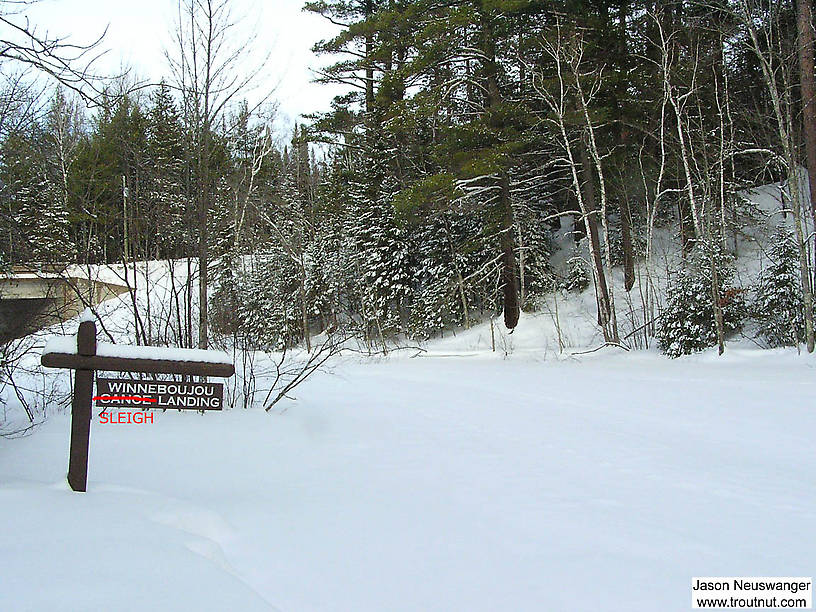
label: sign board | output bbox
[41,319,235,492]
[95,378,224,410]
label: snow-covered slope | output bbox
[2,180,815,610]
[1,350,814,611]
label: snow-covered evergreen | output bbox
[657,246,746,357]
[754,229,809,347]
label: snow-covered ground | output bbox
[2,180,814,610]
[2,348,814,611]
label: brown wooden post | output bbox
[67,320,96,492]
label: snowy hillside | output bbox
[1,181,815,611]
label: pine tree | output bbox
[236,246,304,350]
[657,248,746,357]
[41,88,81,261]
[356,173,413,333]
[0,128,71,262]
[754,229,809,347]
[563,250,590,293]
[145,82,188,258]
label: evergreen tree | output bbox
[145,82,188,258]
[41,88,82,261]
[350,170,413,335]
[0,127,71,262]
[754,229,809,347]
[657,247,746,357]
[563,250,590,293]
[407,212,483,338]
[70,93,150,263]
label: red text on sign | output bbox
[98,411,154,424]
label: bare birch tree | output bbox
[733,0,815,351]
[166,0,270,349]
[532,23,616,342]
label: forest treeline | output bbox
[2,0,816,356]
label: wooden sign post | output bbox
[68,320,95,491]
[42,319,234,492]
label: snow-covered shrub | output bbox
[657,245,746,357]
[211,249,304,350]
[210,265,243,337]
[408,262,455,339]
[754,229,808,347]
[405,212,489,339]
[562,251,590,292]
[516,207,554,302]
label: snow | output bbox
[63,262,145,288]
[95,343,232,365]
[78,307,96,323]
[42,335,78,356]
[43,335,233,365]
[3,181,816,609]
[0,264,138,288]
[2,350,815,611]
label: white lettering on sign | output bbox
[95,378,224,410]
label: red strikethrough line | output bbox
[93,396,157,403]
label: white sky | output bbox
[23,0,344,133]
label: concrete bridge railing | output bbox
[0,266,130,342]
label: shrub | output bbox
[657,245,746,356]
[562,251,590,292]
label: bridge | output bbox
[0,265,130,342]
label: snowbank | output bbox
[1,351,814,610]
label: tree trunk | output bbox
[620,196,635,291]
[618,0,636,292]
[500,172,520,329]
[198,131,210,349]
[742,3,815,352]
[580,141,612,330]
[798,0,816,281]
[480,11,519,330]
[301,263,311,352]
[364,0,375,113]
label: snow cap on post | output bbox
[77,320,97,357]
[79,308,96,324]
